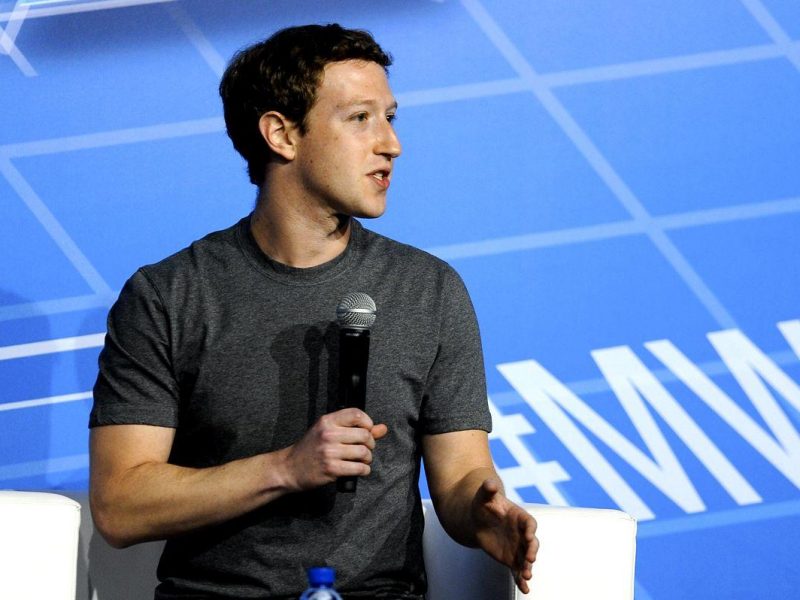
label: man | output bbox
[90,24,538,599]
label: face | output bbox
[291,60,402,219]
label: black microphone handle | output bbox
[337,328,370,493]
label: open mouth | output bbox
[370,170,390,189]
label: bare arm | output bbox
[422,429,538,594]
[90,408,387,548]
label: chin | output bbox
[357,209,386,220]
[331,195,386,220]
[352,202,387,220]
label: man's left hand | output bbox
[471,477,539,594]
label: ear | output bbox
[258,111,299,161]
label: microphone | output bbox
[335,292,377,493]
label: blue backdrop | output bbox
[2,1,800,598]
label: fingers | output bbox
[321,422,375,448]
[516,511,538,562]
[526,524,539,563]
[328,407,376,429]
[514,521,538,594]
[513,539,536,594]
[336,440,375,464]
[312,435,374,479]
[515,572,530,595]
[320,411,388,448]
[514,528,536,570]
[333,456,373,477]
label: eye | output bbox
[386,113,397,124]
[352,112,369,122]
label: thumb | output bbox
[475,477,502,505]
[371,423,389,440]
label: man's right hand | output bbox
[279,408,389,492]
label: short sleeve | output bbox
[419,267,491,434]
[90,269,180,428]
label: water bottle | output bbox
[299,566,343,600]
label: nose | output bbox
[376,120,402,159]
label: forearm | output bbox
[91,447,292,548]
[432,465,501,547]
[90,410,384,548]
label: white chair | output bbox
[423,503,637,600]
[0,491,81,600]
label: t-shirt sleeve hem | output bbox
[89,407,178,429]
[421,414,492,436]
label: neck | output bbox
[250,185,351,269]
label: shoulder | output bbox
[356,221,462,285]
[141,218,245,283]
[115,217,247,314]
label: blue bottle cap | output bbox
[307,566,336,587]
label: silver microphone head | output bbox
[336,292,377,330]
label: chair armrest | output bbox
[0,491,82,600]
[423,502,637,600]
[520,504,637,599]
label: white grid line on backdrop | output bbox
[0,2,35,75]
[164,1,225,77]
[741,0,800,71]
[0,157,114,295]
[460,0,739,329]
[0,0,175,22]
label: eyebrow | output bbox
[340,98,399,111]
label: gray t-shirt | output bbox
[91,216,491,599]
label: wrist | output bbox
[260,447,298,496]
